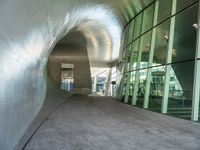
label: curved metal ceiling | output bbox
[107,0,154,25]
[0,0,155,149]
[53,0,155,64]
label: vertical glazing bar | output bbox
[128,21,135,45]
[132,13,144,105]
[118,39,125,98]
[124,46,134,103]
[161,0,177,113]
[93,76,97,92]
[124,25,130,48]
[192,1,200,121]
[105,68,112,96]
[125,21,135,103]
[119,26,129,98]
[119,47,130,98]
[143,0,159,109]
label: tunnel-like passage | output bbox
[48,31,92,94]
[1,0,200,150]
[0,1,121,149]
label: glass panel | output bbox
[130,39,140,71]
[142,4,154,33]
[136,69,148,107]
[124,24,130,47]
[167,61,195,120]
[125,46,130,66]
[153,19,170,66]
[128,20,134,44]
[148,65,166,112]
[140,31,152,69]
[142,0,154,6]
[177,0,198,13]
[117,74,123,98]
[125,70,136,104]
[122,72,128,100]
[121,49,126,73]
[133,13,143,40]
[133,0,143,13]
[126,44,132,71]
[128,71,136,104]
[121,31,125,48]
[158,0,172,23]
[172,4,198,62]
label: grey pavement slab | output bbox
[24,94,200,150]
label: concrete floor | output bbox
[24,94,200,150]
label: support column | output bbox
[105,68,112,96]
[119,47,129,99]
[192,60,200,121]
[161,0,177,113]
[143,0,159,109]
[132,40,143,105]
[124,21,135,103]
[124,46,134,103]
[93,76,97,92]
[118,30,126,98]
[192,2,200,121]
[132,14,144,106]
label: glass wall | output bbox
[118,0,200,121]
[157,0,172,23]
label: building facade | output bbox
[117,0,200,121]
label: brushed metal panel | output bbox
[0,0,152,149]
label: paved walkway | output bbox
[25,94,200,150]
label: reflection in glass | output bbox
[116,74,123,97]
[142,4,154,33]
[122,73,128,100]
[119,0,199,121]
[120,49,126,73]
[167,61,194,120]
[130,71,136,95]
[136,69,148,107]
[158,0,172,23]
[153,19,170,66]
[142,0,154,6]
[148,66,165,112]
[126,45,133,71]
[123,46,130,73]
[176,0,198,13]
[172,3,198,62]
[124,24,130,47]
[127,71,136,104]
[140,31,152,69]
[130,39,140,71]
[133,13,143,40]
[128,20,134,45]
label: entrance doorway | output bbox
[60,63,74,92]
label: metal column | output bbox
[124,21,135,103]
[132,14,144,105]
[124,45,134,103]
[119,26,130,99]
[93,76,97,92]
[161,0,177,113]
[143,0,159,109]
[105,68,112,96]
[192,1,200,121]
[119,47,129,98]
